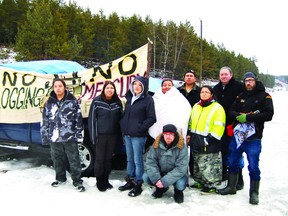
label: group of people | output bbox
[40,66,274,205]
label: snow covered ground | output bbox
[0,90,287,216]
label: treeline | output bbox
[0,0,275,87]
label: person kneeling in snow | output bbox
[143,124,188,204]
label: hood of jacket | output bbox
[129,76,149,97]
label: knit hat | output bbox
[163,124,177,134]
[243,72,257,80]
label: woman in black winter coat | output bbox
[88,81,123,192]
[118,76,156,197]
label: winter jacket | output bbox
[188,101,226,153]
[230,81,274,139]
[213,77,244,125]
[41,90,83,145]
[178,83,201,107]
[145,133,188,188]
[120,76,156,137]
[88,95,122,144]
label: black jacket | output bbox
[213,77,244,125]
[230,81,274,139]
[120,76,156,137]
[88,95,122,144]
[41,90,83,145]
[178,84,201,107]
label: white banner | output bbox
[0,43,149,123]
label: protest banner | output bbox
[0,43,149,123]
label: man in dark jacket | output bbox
[178,70,200,180]
[213,66,245,189]
[216,72,274,205]
[41,78,85,192]
[178,70,201,107]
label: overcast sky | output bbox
[66,0,287,76]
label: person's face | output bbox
[200,87,212,100]
[53,81,65,98]
[184,72,196,85]
[133,81,143,95]
[219,69,232,85]
[161,81,173,94]
[104,84,115,100]
[163,132,175,145]
[244,78,256,91]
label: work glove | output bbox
[236,114,247,123]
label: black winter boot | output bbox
[128,180,143,197]
[236,169,244,190]
[174,188,184,203]
[104,175,113,190]
[118,176,134,191]
[96,176,107,192]
[249,180,260,205]
[222,164,228,181]
[152,187,169,198]
[216,173,238,195]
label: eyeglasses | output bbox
[245,79,255,83]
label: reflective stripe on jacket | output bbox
[189,102,226,139]
[188,102,225,153]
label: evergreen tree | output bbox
[15,0,82,60]
[0,0,26,44]
[61,1,94,61]
[4,0,263,80]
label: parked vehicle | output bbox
[0,55,162,176]
[0,60,126,176]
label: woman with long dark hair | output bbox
[88,81,123,191]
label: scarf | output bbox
[198,97,215,107]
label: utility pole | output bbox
[200,19,203,86]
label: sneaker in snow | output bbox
[75,185,85,192]
[51,180,66,187]
[200,187,216,195]
[73,181,85,192]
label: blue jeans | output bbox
[143,172,187,191]
[123,135,147,182]
[221,134,244,169]
[227,136,262,181]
